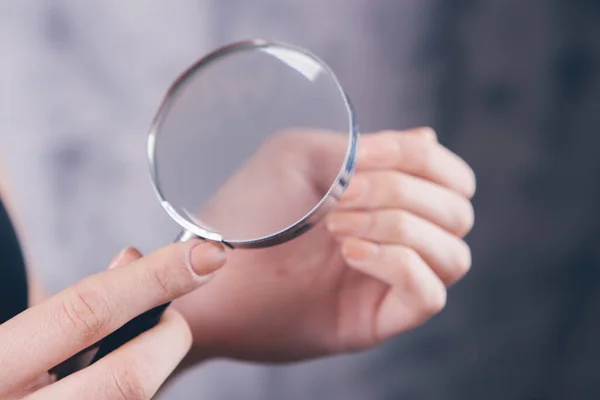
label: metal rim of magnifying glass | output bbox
[147,39,359,249]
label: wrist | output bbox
[171,298,222,367]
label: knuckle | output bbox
[149,264,176,298]
[465,166,477,198]
[452,241,472,280]
[58,283,110,343]
[464,201,475,234]
[396,247,421,291]
[424,285,447,315]
[148,248,196,299]
[398,246,420,269]
[108,365,147,400]
[419,127,438,142]
[389,211,413,241]
[398,247,447,316]
[413,137,436,175]
[455,200,475,237]
[390,174,410,204]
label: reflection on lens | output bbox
[150,41,355,245]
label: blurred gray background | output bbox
[2,1,599,399]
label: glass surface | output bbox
[152,43,352,242]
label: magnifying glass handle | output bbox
[89,302,170,363]
[50,303,172,378]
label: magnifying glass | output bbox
[89,39,359,363]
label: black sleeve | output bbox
[0,196,28,324]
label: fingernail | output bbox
[326,212,369,236]
[189,241,227,277]
[340,176,367,206]
[341,238,379,265]
[108,247,129,270]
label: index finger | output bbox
[0,240,226,393]
[356,130,476,198]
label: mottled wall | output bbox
[1,1,599,399]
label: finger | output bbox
[0,240,227,393]
[327,210,471,285]
[4,373,56,399]
[108,247,143,270]
[356,129,476,198]
[26,308,192,400]
[337,170,474,236]
[340,238,446,339]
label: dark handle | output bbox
[89,302,170,363]
[50,303,170,379]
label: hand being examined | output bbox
[174,127,476,364]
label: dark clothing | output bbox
[0,197,28,324]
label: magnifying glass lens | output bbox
[152,42,355,246]
[78,41,358,370]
